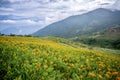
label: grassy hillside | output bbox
[92,27,120,40]
[0,36,120,80]
[73,27,120,49]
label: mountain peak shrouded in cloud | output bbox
[0,0,119,35]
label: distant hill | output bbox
[0,26,39,35]
[0,27,20,35]
[33,8,120,38]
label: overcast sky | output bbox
[0,0,119,34]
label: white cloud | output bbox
[0,7,14,11]
[11,0,40,9]
[0,20,16,24]
[112,0,120,10]
[1,0,117,18]
[8,0,28,3]
[0,19,43,26]
[21,20,37,25]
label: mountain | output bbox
[0,27,20,35]
[33,8,120,38]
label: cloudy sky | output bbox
[0,0,119,34]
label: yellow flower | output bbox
[80,65,83,67]
[43,52,47,56]
[106,71,111,74]
[98,68,101,71]
[105,73,110,78]
[81,68,86,71]
[36,63,41,68]
[69,63,74,67]
[79,75,83,79]
[98,74,103,78]
[99,62,105,67]
[112,72,118,76]
[50,61,54,65]
[86,59,89,62]
[44,65,48,69]
[44,60,47,63]
[89,72,95,77]
[54,64,57,66]
[117,77,120,80]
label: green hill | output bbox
[73,27,120,49]
[0,36,120,80]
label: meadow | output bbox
[0,36,120,80]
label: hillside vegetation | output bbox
[0,36,120,80]
[73,27,120,49]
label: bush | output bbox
[73,38,120,49]
[24,35,32,37]
[112,39,120,49]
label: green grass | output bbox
[0,36,120,80]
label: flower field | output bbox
[0,36,120,80]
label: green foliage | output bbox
[24,35,32,37]
[73,38,120,49]
[112,39,120,49]
[9,33,16,36]
[0,33,5,36]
